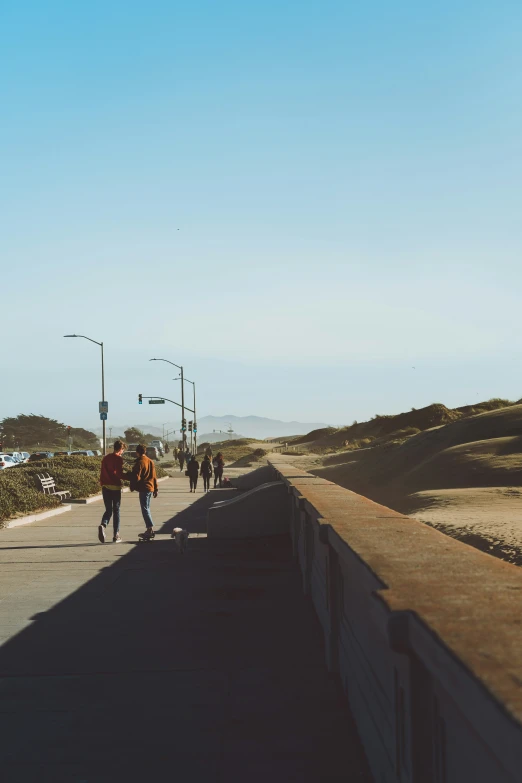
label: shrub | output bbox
[0,456,168,522]
[0,469,60,523]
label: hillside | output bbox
[197,415,329,440]
[291,400,517,453]
[310,404,522,504]
[294,402,522,566]
[196,438,268,467]
[96,415,328,440]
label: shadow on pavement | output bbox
[158,489,233,535]
[0,490,372,782]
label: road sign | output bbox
[100,412,107,421]
[148,399,165,404]
[99,401,108,413]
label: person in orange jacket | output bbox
[129,443,159,540]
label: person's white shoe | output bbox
[98,525,106,543]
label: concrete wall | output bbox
[269,461,522,783]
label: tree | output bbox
[0,414,98,449]
[124,427,147,443]
[0,414,65,448]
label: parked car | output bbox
[19,452,30,462]
[150,440,164,457]
[27,452,54,461]
[6,452,24,463]
[125,444,139,459]
[0,454,17,469]
[54,451,73,457]
[146,446,159,461]
[92,450,101,456]
[70,450,95,457]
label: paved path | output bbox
[0,474,371,782]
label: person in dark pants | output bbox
[178,450,185,472]
[130,444,159,539]
[213,452,224,488]
[187,455,199,492]
[98,440,127,543]
[200,454,212,492]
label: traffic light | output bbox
[188,421,193,432]
[193,422,197,433]
[181,418,187,432]
[138,394,142,404]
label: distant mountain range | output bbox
[197,416,328,440]
[95,415,328,441]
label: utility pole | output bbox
[101,342,105,454]
[149,358,186,451]
[64,334,107,455]
[185,378,197,455]
[180,366,185,450]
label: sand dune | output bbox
[301,404,522,565]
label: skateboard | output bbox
[137,530,156,543]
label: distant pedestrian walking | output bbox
[187,455,199,492]
[200,454,213,492]
[98,439,128,543]
[130,444,158,540]
[213,452,224,488]
[178,450,185,472]
[205,444,213,461]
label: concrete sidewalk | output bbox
[0,474,371,782]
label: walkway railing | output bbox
[269,460,522,783]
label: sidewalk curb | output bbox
[5,504,72,529]
[70,476,171,504]
[70,488,131,505]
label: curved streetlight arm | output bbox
[64,334,102,347]
[63,333,106,455]
[149,358,186,449]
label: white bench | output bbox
[36,473,71,501]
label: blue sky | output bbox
[2,0,522,431]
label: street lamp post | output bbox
[64,334,107,455]
[184,378,197,455]
[149,359,186,450]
